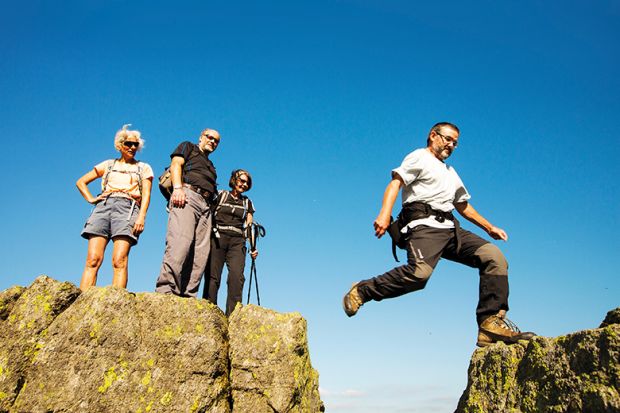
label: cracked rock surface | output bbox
[229,305,324,412]
[0,276,323,412]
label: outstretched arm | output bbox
[373,174,404,238]
[454,201,508,241]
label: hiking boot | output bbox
[477,313,536,347]
[343,283,364,317]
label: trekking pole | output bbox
[246,222,266,305]
[248,257,260,305]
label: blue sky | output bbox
[1,1,619,411]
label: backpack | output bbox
[158,167,174,201]
[158,143,201,201]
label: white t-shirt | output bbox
[392,148,470,230]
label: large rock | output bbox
[0,278,323,412]
[0,276,80,411]
[456,307,620,413]
[14,287,230,413]
[229,305,324,412]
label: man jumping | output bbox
[343,122,535,347]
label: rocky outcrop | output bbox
[0,277,81,411]
[229,306,322,412]
[456,308,620,413]
[0,276,323,412]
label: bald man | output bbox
[156,128,220,297]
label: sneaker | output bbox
[477,314,536,347]
[343,283,364,317]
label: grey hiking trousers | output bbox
[156,189,213,297]
[357,225,509,325]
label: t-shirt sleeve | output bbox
[391,151,422,185]
[170,141,193,160]
[452,169,471,204]
[247,198,255,215]
[94,160,111,176]
[140,162,155,180]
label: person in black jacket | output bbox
[203,169,257,315]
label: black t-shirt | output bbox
[171,141,217,195]
[215,190,255,234]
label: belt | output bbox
[103,192,141,205]
[215,225,244,236]
[182,183,212,202]
[403,202,462,253]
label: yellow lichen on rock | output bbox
[159,391,173,406]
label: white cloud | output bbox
[343,389,365,397]
[319,387,366,398]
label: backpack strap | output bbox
[101,159,117,193]
[242,196,249,221]
[214,190,228,216]
[136,162,143,195]
[181,142,199,179]
[387,216,401,262]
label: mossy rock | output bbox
[456,308,620,413]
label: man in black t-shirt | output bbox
[155,128,220,297]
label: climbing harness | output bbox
[387,201,461,262]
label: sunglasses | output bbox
[123,141,140,148]
[205,135,220,143]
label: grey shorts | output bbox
[81,197,140,245]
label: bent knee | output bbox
[403,259,434,281]
[475,243,508,275]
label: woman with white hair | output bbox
[76,124,154,291]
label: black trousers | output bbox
[202,233,247,315]
[357,226,509,325]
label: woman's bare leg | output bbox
[80,236,109,291]
[111,237,132,288]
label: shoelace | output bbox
[352,294,363,306]
[348,287,363,307]
[497,317,522,333]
